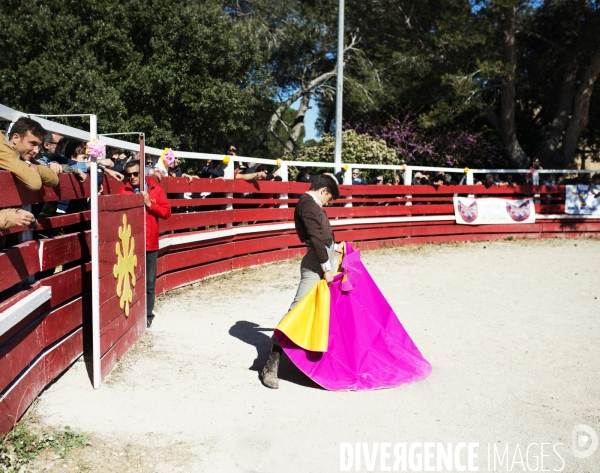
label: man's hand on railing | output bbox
[15,209,35,227]
[49,162,62,174]
[26,161,40,174]
[182,173,199,184]
[105,169,124,181]
[141,190,152,207]
[75,169,87,183]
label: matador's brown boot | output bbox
[261,345,282,389]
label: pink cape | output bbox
[275,243,432,391]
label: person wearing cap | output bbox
[412,172,424,185]
[261,173,342,389]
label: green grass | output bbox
[0,424,90,471]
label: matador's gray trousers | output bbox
[272,243,337,346]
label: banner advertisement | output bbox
[453,197,536,225]
[565,185,600,216]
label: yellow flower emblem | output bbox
[113,214,137,317]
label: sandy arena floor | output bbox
[25,238,600,472]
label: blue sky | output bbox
[291,97,320,141]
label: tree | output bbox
[519,0,600,167]
[439,0,600,168]
[224,0,359,155]
[286,130,400,181]
[252,106,307,159]
[311,0,600,169]
[0,0,270,152]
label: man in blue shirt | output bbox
[351,169,367,185]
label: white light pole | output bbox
[334,0,344,174]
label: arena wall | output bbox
[1,171,599,433]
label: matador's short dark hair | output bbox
[310,173,340,200]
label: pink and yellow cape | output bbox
[275,242,432,391]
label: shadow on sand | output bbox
[229,321,323,390]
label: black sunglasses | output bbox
[126,171,139,177]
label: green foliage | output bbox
[291,130,400,166]
[0,424,90,471]
[0,0,270,152]
[316,0,491,131]
[286,130,400,181]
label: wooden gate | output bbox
[98,194,146,381]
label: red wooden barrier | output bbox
[97,194,146,381]
[0,173,143,432]
[1,170,599,434]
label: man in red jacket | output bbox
[118,160,171,328]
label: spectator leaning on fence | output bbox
[33,136,87,184]
[118,160,171,328]
[41,132,67,164]
[0,117,59,190]
[389,174,400,185]
[368,174,384,185]
[351,169,367,185]
[0,208,35,230]
[201,159,225,179]
[297,166,314,183]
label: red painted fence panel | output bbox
[2,172,600,435]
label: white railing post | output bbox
[533,170,540,205]
[89,114,101,390]
[278,161,289,209]
[467,170,474,198]
[343,165,352,207]
[223,157,234,228]
[403,166,413,206]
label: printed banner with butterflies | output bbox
[453,197,536,225]
[565,185,600,216]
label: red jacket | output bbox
[118,177,171,251]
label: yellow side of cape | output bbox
[276,279,330,352]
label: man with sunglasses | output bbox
[41,133,67,164]
[118,160,171,328]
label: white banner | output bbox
[565,185,600,216]
[453,197,536,225]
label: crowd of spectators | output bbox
[2,116,600,322]
[2,116,600,242]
